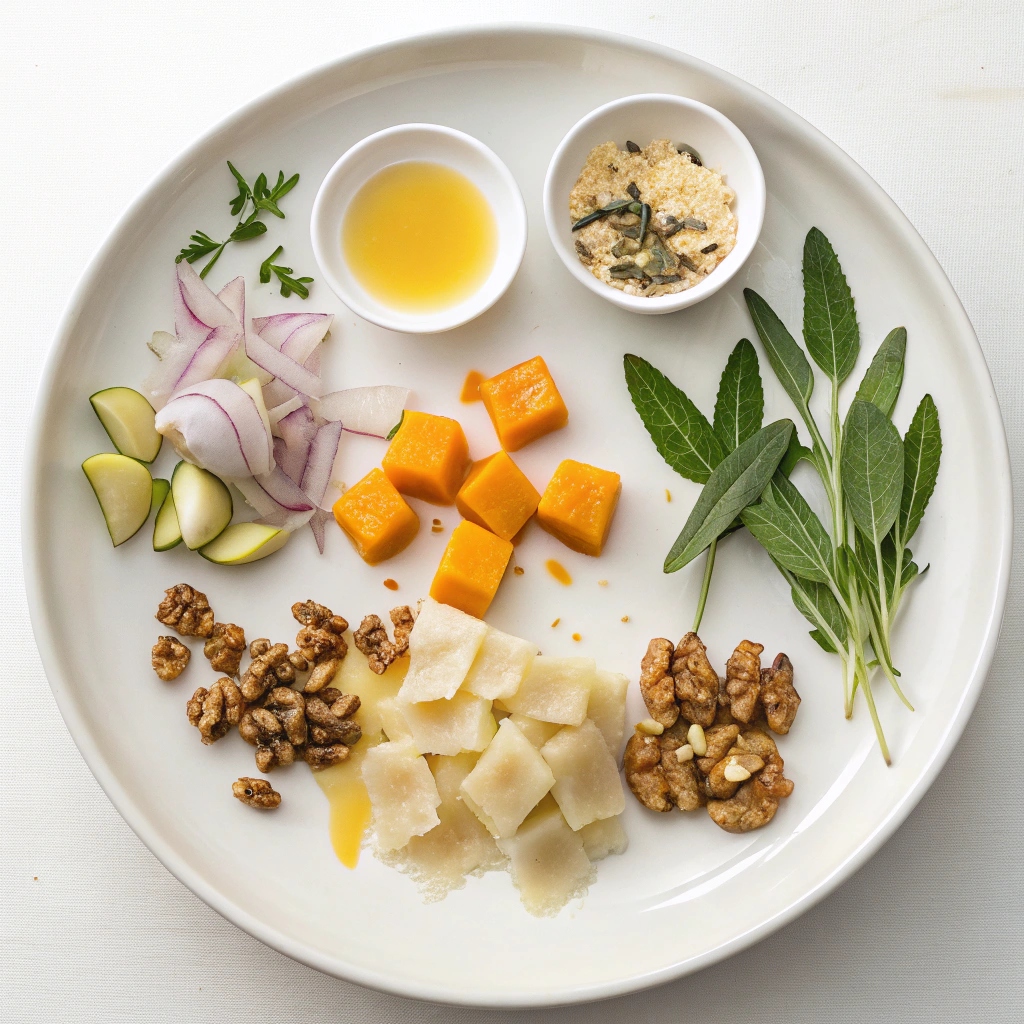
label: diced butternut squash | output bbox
[430,519,513,618]
[456,451,541,541]
[480,356,568,452]
[382,410,470,505]
[332,468,419,565]
[537,459,621,557]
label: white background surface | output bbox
[2,2,1021,1020]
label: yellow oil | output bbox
[312,641,406,869]
[545,558,573,586]
[342,161,498,312]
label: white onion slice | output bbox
[300,421,344,509]
[234,469,315,531]
[313,385,410,438]
[276,406,318,483]
[245,329,324,399]
[252,312,333,364]
[154,379,274,479]
[217,276,246,324]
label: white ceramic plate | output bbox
[24,26,1011,1008]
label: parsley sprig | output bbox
[175,162,302,281]
[259,245,314,299]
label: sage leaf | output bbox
[624,354,725,483]
[802,227,860,383]
[713,338,764,453]
[854,532,909,599]
[744,289,815,428]
[741,473,834,583]
[664,419,793,573]
[841,399,904,545]
[898,394,942,545]
[779,562,848,652]
[855,327,906,418]
[780,433,814,477]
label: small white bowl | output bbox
[310,124,527,334]
[543,94,765,315]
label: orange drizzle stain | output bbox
[665,489,672,502]
[621,615,630,623]
[383,578,399,591]
[545,559,572,585]
[431,518,444,534]
[460,369,485,403]
[513,565,525,576]
[551,617,561,628]
[571,632,582,642]
[598,579,608,587]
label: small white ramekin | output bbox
[310,124,527,334]
[543,94,765,315]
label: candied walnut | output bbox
[639,637,678,729]
[707,777,783,834]
[232,777,281,809]
[672,632,719,728]
[760,652,801,734]
[696,724,740,775]
[724,640,764,724]
[264,687,307,746]
[204,622,246,676]
[733,729,794,799]
[305,695,361,747]
[659,722,707,811]
[705,752,766,799]
[353,605,414,675]
[240,641,293,701]
[152,636,190,681]
[239,706,298,773]
[304,744,350,771]
[187,678,245,745]
[623,728,672,812]
[292,599,349,693]
[156,584,214,638]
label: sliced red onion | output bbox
[154,378,273,479]
[268,395,305,433]
[303,346,322,378]
[144,264,242,407]
[314,385,410,438]
[245,329,324,399]
[252,312,333,364]
[300,421,344,509]
[309,508,331,554]
[217,276,246,324]
[234,469,315,531]
[276,406,318,483]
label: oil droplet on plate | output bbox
[551,617,561,628]
[571,632,581,642]
[545,559,572,585]
[383,578,399,591]
[665,489,672,502]
[513,565,525,576]
[460,369,485,402]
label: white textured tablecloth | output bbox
[4,2,1022,1020]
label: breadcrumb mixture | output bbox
[569,139,737,296]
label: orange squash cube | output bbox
[382,410,470,505]
[537,459,621,557]
[333,468,419,565]
[455,451,541,542]
[480,356,569,452]
[430,520,513,618]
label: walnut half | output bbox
[156,584,215,638]
[152,636,190,681]
[232,777,281,809]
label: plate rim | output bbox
[22,22,1013,1008]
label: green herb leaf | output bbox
[664,419,794,573]
[789,573,849,652]
[744,289,816,429]
[624,354,725,484]
[229,220,269,242]
[780,433,813,477]
[841,398,905,545]
[259,245,314,299]
[741,473,835,583]
[898,393,942,544]
[802,227,860,384]
[855,327,906,418]
[713,339,764,453]
[259,245,283,285]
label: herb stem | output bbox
[692,537,718,632]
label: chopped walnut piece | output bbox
[240,640,293,701]
[291,599,349,692]
[705,753,765,799]
[658,722,707,811]
[353,605,414,675]
[152,636,190,681]
[156,584,214,638]
[724,640,764,724]
[239,706,298,772]
[304,744,350,771]
[707,776,783,833]
[232,777,281,809]
[204,622,246,676]
[187,678,245,745]
[696,724,740,775]
[672,632,719,728]
[639,637,678,729]
[623,728,672,812]
[264,687,307,746]
[760,653,801,734]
